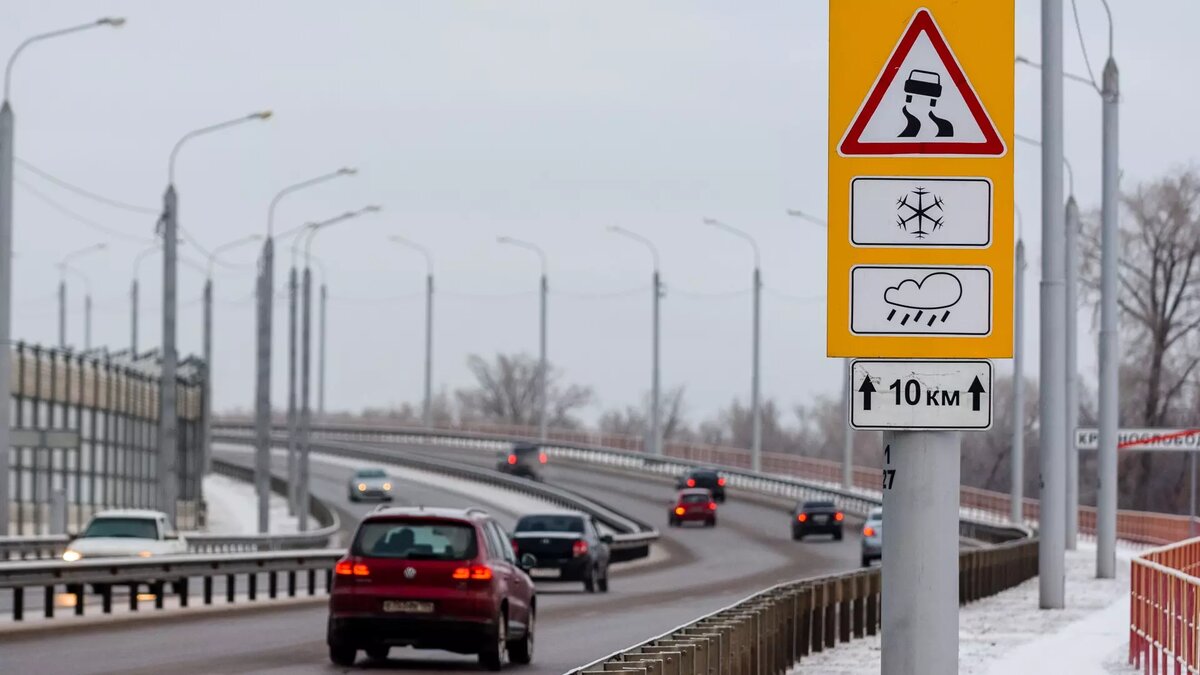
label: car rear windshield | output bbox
[803,501,836,510]
[515,514,584,533]
[355,468,386,478]
[353,520,478,560]
[81,518,158,539]
[681,494,710,504]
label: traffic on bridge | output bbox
[0,2,1194,674]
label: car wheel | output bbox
[597,567,609,593]
[584,565,598,593]
[793,531,804,541]
[834,530,844,541]
[366,645,389,661]
[861,556,871,568]
[508,609,534,664]
[329,644,356,667]
[479,611,508,671]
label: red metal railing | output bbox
[1130,537,1200,673]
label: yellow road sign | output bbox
[828,1,1014,358]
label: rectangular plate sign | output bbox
[850,359,992,430]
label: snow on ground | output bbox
[201,473,298,535]
[791,542,1138,675]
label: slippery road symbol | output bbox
[898,69,955,138]
[883,272,962,326]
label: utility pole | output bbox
[608,226,662,456]
[57,279,66,347]
[388,235,434,427]
[319,281,328,419]
[84,292,91,350]
[299,266,312,531]
[1065,196,1080,550]
[1038,0,1066,609]
[539,271,548,440]
[1097,53,1120,580]
[130,278,138,354]
[201,278,212,475]
[286,264,299,514]
[1012,239,1027,523]
[159,184,180,524]
[842,359,852,489]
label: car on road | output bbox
[675,468,726,503]
[510,512,612,592]
[496,443,547,481]
[62,509,188,562]
[792,500,845,541]
[348,467,394,502]
[668,488,718,528]
[861,507,882,567]
[328,506,536,670]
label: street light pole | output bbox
[703,218,762,472]
[56,242,105,349]
[497,237,549,440]
[1097,48,1120,582]
[608,226,662,456]
[389,236,435,428]
[257,168,356,533]
[0,16,124,535]
[1013,237,1027,523]
[131,244,158,355]
[163,111,271,526]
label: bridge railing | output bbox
[1130,536,1200,673]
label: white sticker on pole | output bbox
[1075,428,1200,451]
[850,359,992,430]
[851,176,991,247]
[850,265,991,336]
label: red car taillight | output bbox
[539,453,548,464]
[863,526,876,537]
[452,565,494,581]
[717,477,726,487]
[335,559,370,577]
[572,539,589,557]
[511,538,520,556]
[674,506,686,516]
[507,454,518,465]
[686,479,696,488]
[834,512,845,522]
[708,502,717,511]
[797,513,808,522]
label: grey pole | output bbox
[608,226,662,455]
[1038,0,1066,609]
[298,266,312,531]
[1012,239,1027,523]
[1064,197,1080,550]
[539,272,548,440]
[1097,55,1120,579]
[254,240,273,533]
[751,266,762,472]
[422,275,431,426]
[201,278,213,475]
[286,265,299,515]
[158,184,179,524]
[131,278,138,354]
[84,292,91,350]
[1191,454,1197,538]
[0,102,12,534]
[57,279,65,347]
[881,430,961,675]
[841,359,852,489]
[319,281,328,420]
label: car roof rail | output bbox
[465,507,489,518]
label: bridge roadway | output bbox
[0,440,863,675]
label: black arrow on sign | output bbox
[858,377,877,410]
[968,376,986,411]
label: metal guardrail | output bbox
[1129,535,1200,673]
[0,549,341,621]
[212,431,660,563]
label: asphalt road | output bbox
[0,441,863,675]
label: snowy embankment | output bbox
[792,542,1138,674]
[202,473,298,534]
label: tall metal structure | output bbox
[1012,238,1027,523]
[1097,39,1120,581]
[389,235,435,427]
[609,226,663,456]
[497,237,549,440]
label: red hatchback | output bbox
[668,488,718,527]
[327,506,536,670]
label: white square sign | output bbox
[851,359,992,430]
[850,176,991,247]
[850,265,991,336]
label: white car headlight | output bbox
[138,550,153,558]
[62,549,82,562]
[382,482,392,491]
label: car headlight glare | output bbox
[382,482,392,491]
[138,550,153,558]
[62,549,82,562]
[357,483,367,491]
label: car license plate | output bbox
[814,515,828,523]
[382,600,434,614]
[530,568,561,579]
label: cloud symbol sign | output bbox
[884,272,963,310]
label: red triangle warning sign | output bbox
[838,9,1006,157]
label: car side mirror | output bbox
[600,534,614,545]
[518,553,537,571]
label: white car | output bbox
[63,509,188,561]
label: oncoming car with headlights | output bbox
[62,509,188,562]
[349,468,395,502]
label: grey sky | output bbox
[2,2,1193,424]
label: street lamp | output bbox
[160,110,271,526]
[131,243,160,355]
[702,217,762,473]
[296,206,380,530]
[57,242,106,348]
[255,167,356,532]
[608,226,663,457]
[786,209,854,490]
[388,235,435,429]
[0,16,124,536]
[497,236,549,440]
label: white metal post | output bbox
[1096,55,1120,579]
[84,293,92,351]
[842,358,852,489]
[538,273,548,440]
[0,102,13,534]
[1064,196,1080,550]
[751,266,762,472]
[286,265,298,515]
[881,430,961,675]
[1038,0,1066,608]
[158,185,179,525]
[57,279,66,347]
[319,282,327,419]
[422,274,432,427]
[1012,239,1027,523]
[651,270,661,456]
[130,278,138,354]
[299,267,312,531]
[254,238,273,534]
[201,278,213,475]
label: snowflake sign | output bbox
[896,187,945,239]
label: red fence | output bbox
[1131,537,1200,673]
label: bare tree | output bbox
[597,387,691,441]
[455,353,594,429]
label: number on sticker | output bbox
[882,469,896,490]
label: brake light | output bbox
[539,453,548,464]
[453,565,493,580]
[511,538,520,556]
[835,512,844,522]
[717,477,726,487]
[863,526,876,537]
[797,513,808,522]
[336,560,370,576]
[674,506,685,516]
[708,502,717,511]
[572,540,589,557]
[686,478,696,487]
[507,454,518,465]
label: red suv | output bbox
[327,506,536,670]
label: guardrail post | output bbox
[822,581,836,650]
[810,583,825,654]
[44,584,54,618]
[866,571,880,636]
[852,574,865,639]
[14,587,22,621]
[838,577,851,643]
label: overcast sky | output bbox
[3,2,1194,425]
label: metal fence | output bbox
[1130,536,1200,674]
[7,342,206,534]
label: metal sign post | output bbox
[829,2,1013,672]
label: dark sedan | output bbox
[792,500,844,541]
[510,512,612,592]
[675,468,726,502]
